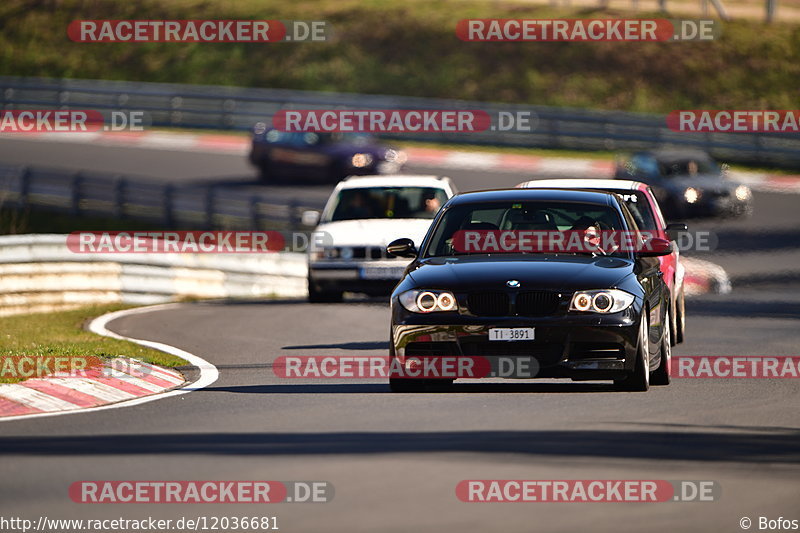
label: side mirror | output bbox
[301,210,321,227]
[387,238,417,258]
[637,237,674,257]
[665,223,688,242]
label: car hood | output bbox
[667,174,741,193]
[315,218,434,247]
[408,255,634,291]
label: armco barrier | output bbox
[0,234,307,315]
[2,76,800,168]
[0,163,324,231]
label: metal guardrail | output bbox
[0,163,323,231]
[0,234,307,315]
[2,76,800,168]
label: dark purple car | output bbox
[249,125,407,184]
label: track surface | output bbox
[1,138,799,532]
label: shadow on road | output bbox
[282,341,389,350]
[1,428,797,463]
[201,382,629,394]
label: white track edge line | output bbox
[0,302,219,423]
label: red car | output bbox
[517,178,686,345]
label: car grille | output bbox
[467,291,510,316]
[466,290,560,317]
[337,246,383,260]
[516,291,560,316]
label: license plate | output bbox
[360,266,406,279]
[488,328,535,341]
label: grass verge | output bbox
[0,304,188,384]
[0,0,798,113]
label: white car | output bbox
[305,174,457,301]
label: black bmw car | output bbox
[614,149,752,220]
[249,125,406,184]
[386,188,674,392]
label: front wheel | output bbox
[615,314,650,392]
[675,286,686,344]
[652,312,672,386]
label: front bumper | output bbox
[684,196,751,218]
[309,260,409,295]
[390,308,640,381]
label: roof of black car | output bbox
[446,188,618,206]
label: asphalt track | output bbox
[1,137,799,532]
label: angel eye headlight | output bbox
[570,289,635,314]
[399,290,458,313]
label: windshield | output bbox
[659,157,720,177]
[265,130,372,146]
[614,191,657,231]
[424,200,629,258]
[327,186,449,222]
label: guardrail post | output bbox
[71,172,83,216]
[164,184,175,228]
[18,167,31,209]
[113,176,126,218]
[205,186,215,229]
[549,119,560,149]
[288,198,299,231]
[250,196,261,229]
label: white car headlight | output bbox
[684,187,701,204]
[351,153,374,168]
[569,289,635,314]
[735,184,751,201]
[399,290,458,313]
[384,149,407,164]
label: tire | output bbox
[669,291,678,347]
[307,278,343,303]
[675,286,686,344]
[615,313,650,392]
[652,310,672,386]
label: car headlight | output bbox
[735,184,751,201]
[351,153,374,168]
[384,149,407,165]
[252,122,267,135]
[569,289,635,314]
[399,290,458,313]
[684,187,701,204]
